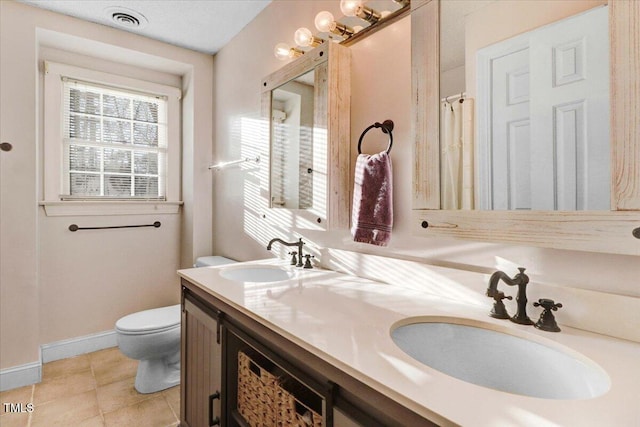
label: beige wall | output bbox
[212,0,640,300]
[0,1,213,370]
[0,1,40,369]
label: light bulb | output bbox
[340,0,363,17]
[274,43,292,60]
[314,11,335,33]
[343,0,381,24]
[294,27,313,47]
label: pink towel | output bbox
[351,151,393,246]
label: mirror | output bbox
[411,0,640,256]
[262,42,351,230]
[439,0,610,210]
[270,69,315,210]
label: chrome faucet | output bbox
[266,237,304,267]
[486,267,533,325]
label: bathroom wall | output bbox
[0,1,213,372]
[211,0,640,305]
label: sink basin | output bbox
[219,266,293,283]
[391,318,610,399]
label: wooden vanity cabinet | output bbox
[181,286,223,427]
[180,279,438,427]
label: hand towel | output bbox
[351,151,393,246]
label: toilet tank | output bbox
[194,256,237,268]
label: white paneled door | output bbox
[478,5,609,210]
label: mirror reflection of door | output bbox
[478,5,609,210]
[270,69,315,209]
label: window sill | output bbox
[40,201,183,217]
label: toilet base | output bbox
[134,351,181,394]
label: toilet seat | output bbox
[116,304,180,335]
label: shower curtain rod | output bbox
[441,92,467,103]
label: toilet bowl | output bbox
[115,256,236,393]
[116,305,181,393]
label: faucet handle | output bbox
[303,254,315,269]
[288,251,298,266]
[489,291,512,319]
[533,298,562,311]
[533,299,563,332]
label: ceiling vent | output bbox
[105,7,148,29]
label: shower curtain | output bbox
[441,98,475,209]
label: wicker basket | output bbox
[237,351,279,426]
[237,351,323,427]
[276,384,323,427]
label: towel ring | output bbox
[357,119,394,155]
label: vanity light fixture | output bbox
[315,11,355,38]
[294,27,325,48]
[340,0,381,24]
[274,42,304,61]
[273,1,410,60]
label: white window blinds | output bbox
[62,78,168,199]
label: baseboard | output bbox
[1,330,118,392]
[41,330,117,363]
[0,362,41,392]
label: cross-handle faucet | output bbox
[486,267,533,325]
[267,237,304,267]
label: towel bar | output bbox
[69,221,161,232]
[357,119,394,154]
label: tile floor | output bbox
[0,347,180,427]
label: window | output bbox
[43,61,181,210]
[63,79,167,199]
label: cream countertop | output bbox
[178,260,640,427]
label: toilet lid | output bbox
[116,304,180,333]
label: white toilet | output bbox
[115,256,236,393]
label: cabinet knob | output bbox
[0,142,12,152]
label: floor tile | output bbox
[33,370,95,405]
[43,354,91,381]
[88,348,121,366]
[162,385,180,418]
[30,389,100,427]
[103,395,178,427]
[76,414,105,426]
[89,348,138,387]
[1,350,182,426]
[0,412,31,427]
[96,376,160,414]
[0,385,33,406]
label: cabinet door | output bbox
[181,292,222,427]
[334,408,364,427]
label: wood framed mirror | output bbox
[262,42,351,230]
[410,0,640,255]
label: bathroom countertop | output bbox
[178,260,640,427]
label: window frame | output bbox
[43,61,181,212]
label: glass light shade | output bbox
[294,27,313,47]
[274,43,292,60]
[340,0,363,17]
[314,11,335,33]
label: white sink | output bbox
[391,318,610,400]
[219,265,293,283]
